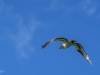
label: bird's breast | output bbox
[63,43,70,48]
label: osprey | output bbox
[42,37,92,64]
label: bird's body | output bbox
[42,37,92,64]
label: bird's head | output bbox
[70,40,77,43]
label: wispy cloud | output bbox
[44,0,60,11]
[45,0,98,16]
[0,70,5,74]
[0,1,43,60]
[9,18,43,60]
[78,0,98,16]
[44,0,67,12]
[9,19,35,59]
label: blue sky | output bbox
[0,0,100,75]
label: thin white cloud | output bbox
[70,0,98,16]
[44,0,59,11]
[10,20,35,59]
[45,0,98,16]
[79,0,98,16]
[44,0,67,12]
[0,1,43,60]
[7,17,43,60]
[0,70,5,74]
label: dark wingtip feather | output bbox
[42,44,46,48]
[42,41,50,48]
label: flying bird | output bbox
[42,37,92,64]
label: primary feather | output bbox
[73,43,92,64]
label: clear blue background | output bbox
[0,0,100,75]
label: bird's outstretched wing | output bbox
[73,43,92,64]
[42,37,69,48]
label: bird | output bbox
[42,37,92,64]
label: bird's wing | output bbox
[42,37,69,48]
[55,38,69,44]
[73,43,92,64]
